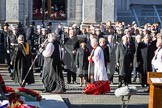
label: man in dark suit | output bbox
[132,35,144,87]
[47,22,52,33]
[1,23,12,65]
[64,29,79,84]
[116,35,134,87]
[107,35,117,84]
[140,35,156,87]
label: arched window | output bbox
[33,0,67,20]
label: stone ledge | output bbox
[40,94,68,108]
[5,20,20,24]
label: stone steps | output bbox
[0,63,142,91]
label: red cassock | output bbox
[83,80,110,95]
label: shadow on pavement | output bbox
[70,104,148,108]
[63,98,148,108]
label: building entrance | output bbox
[33,0,67,20]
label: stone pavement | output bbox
[0,64,149,108]
[3,79,149,108]
[60,84,149,108]
[40,94,68,108]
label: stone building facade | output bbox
[0,0,162,26]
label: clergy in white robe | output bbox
[92,46,108,81]
[84,38,110,95]
[152,38,162,72]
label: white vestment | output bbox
[42,43,54,57]
[152,47,162,72]
[92,46,108,81]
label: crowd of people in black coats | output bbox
[0,20,162,89]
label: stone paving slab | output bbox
[40,94,68,108]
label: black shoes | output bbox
[66,81,78,84]
[67,82,71,84]
[42,89,49,93]
[132,79,136,82]
[73,81,78,84]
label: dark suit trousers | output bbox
[67,69,76,83]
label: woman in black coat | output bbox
[76,40,90,87]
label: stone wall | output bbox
[102,0,116,23]
[5,0,30,24]
[6,0,19,23]
[130,0,162,4]
[117,0,162,11]
[82,0,96,23]
[0,0,6,23]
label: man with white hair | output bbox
[107,35,117,84]
[64,29,79,84]
[152,38,162,72]
[116,35,134,87]
[132,35,145,87]
[89,38,108,81]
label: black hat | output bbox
[17,22,23,28]
[47,22,52,26]
[30,21,35,26]
[4,23,9,27]
[79,39,86,44]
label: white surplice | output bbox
[92,46,108,81]
[152,47,162,72]
[42,43,54,57]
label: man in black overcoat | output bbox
[139,35,157,86]
[116,35,134,87]
[64,29,79,84]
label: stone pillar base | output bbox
[5,20,20,24]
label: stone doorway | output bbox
[33,0,67,20]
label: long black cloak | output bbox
[12,42,35,86]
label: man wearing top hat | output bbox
[1,23,12,65]
[0,30,6,63]
[28,22,39,54]
[47,22,52,33]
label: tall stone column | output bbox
[96,0,102,22]
[75,0,82,25]
[67,0,76,26]
[102,0,115,23]
[0,0,6,23]
[6,0,20,23]
[82,0,96,23]
[24,0,30,26]
[28,0,33,22]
